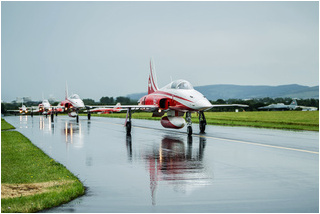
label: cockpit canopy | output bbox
[70,94,80,99]
[166,80,194,90]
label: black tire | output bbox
[126,121,131,135]
[51,113,54,122]
[76,115,79,123]
[199,121,206,133]
[88,113,91,120]
[187,126,192,136]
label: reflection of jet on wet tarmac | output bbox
[62,122,85,148]
[126,135,211,205]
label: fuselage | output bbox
[39,100,51,113]
[19,105,28,114]
[60,94,85,110]
[139,79,212,112]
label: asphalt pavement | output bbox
[4,115,319,213]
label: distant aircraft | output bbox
[258,99,317,111]
[87,103,124,114]
[8,105,30,114]
[7,101,33,115]
[58,84,86,122]
[36,99,52,115]
[103,59,248,135]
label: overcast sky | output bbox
[1,1,319,102]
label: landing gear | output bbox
[199,111,207,133]
[86,107,91,120]
[186,112,192,136]
[76,110,79,123]
[126,121,131,135]
[51,112,54,122]
[125,108,132,135]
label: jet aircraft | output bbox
[58,85,86,122]
[96,59,248,135]
[8,104,30,114]
[258,99,317,111]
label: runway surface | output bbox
[4,115,319,213]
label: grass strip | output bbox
[81,111,319,131]
[1,118,15,130]
[1,119,85,212]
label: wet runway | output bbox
[4,115,319,213]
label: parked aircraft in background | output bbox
[102,59,248,135]
[7,104,31,115]
[86,103,123,114]
[258,99,317,111]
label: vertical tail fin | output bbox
[65,82,69,100]
[290,99,298,106]
[148,58,159,94]
[115,103,121,109]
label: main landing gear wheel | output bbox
[200,121,206,133]
[186,112,193,136]
[125,108,132,135]
[51,113,54,122]
[187,126,193,136]
[76,115,79,123]
[86,106,91,120]
[126,121,132,135]
[199,111,207,133]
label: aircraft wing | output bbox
[87,104,158,109]
[211,104,249,108]
[7,110,20,112]
[296,105,318,111]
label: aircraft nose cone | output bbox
[194,99,213,111]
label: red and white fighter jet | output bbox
[58,85,85,123]
[118,59,248,135]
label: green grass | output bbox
[82,111,319,131]
[1,118,15,130]
[1,119,85,213]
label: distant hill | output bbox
[127,84,319,101]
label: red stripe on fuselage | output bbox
[152,91,193,103]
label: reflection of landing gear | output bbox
[126,134,132,160]
[186,112,192,136]
[199,111,206,133]
[125,108,132,135]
